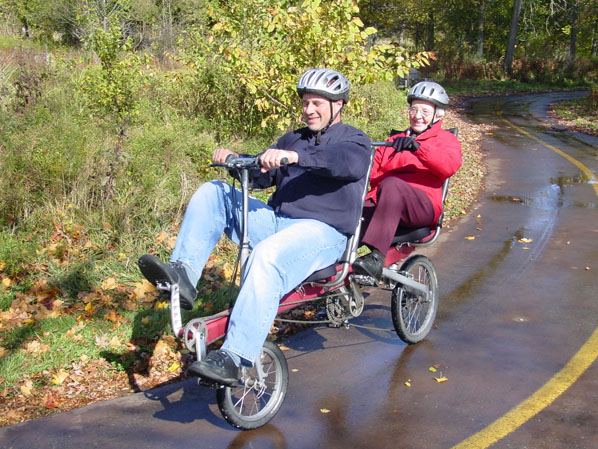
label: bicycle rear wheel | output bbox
[391,255,438,344]
[216,340,288,429]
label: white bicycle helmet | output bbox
[407,81,449,108]
[297,68,350,103]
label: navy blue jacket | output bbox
[249,122,371,235]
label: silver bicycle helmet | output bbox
[297,68,350,103]
[407,81,449,108]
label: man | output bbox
[138,68,371,386]
[352,81,462,281]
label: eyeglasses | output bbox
[408,106,435,119]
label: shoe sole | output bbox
[188,364,238,387]
[138,255,194,310]
[138,255,178,287]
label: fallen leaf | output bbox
[25,340,50,355]
[51,369,69,386]
[585,267,591,271]
[85,302,96,314]
[141,317,150,325]
[168,362,180,373]
[0,261,5,271]
[101,277,118,290]
[320,408,331,414]
[155,301,168,310]
[404,380,411,387]
[465,236,476,240]
[104,309,122,323]
[429,366,437,373]
[2,278,11,288]
[44,392,60,408]
[109,335,121,348]
[435,376,448,383]
[20,385,32,396]
[291,368,299,372]
[518,238,533,243]
[94,334,110,349]
[117,253,126,262]
[279,345,290,351]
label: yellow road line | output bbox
[451,116,598,449]
[451,329,598,449]
[500,116,598,196]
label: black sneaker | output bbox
[352,249,385,282]
[187,350,240,387]
[138,254,198,310]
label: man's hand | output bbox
[391,136,420,152]
[212,148,239,163]
[259,149,299,173]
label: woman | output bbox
[353,81,462,281]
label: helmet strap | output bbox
[315,100,343,144]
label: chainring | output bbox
[182,318,208,353]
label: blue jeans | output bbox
[171,181,348,364]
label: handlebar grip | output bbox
[225,153,235,163]
[280,157,289,166]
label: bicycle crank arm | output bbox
[382,268,429,296]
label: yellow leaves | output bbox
[24,340,50,355]
[50,369,69,386]
[518,237,533,244]
[101,277,118,290]
[1,278,11,289]
[168,362,180,373]
[20,383,33,397]
[141,316,150,325]
[133,279,156,301]
[435,375,448,383]
[155,231,176,250]
[404,380,411,387]
[0,260,5,271]
[65,324,84,342]
[155,301,168,310]
[85,302,96,315]
[320,408,331,414]
[465,236,476,240]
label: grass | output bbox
[549,92,598,135]
[442,78,589,97]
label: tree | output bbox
[504,0,522,75]
[179,0,433,135]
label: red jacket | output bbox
[366,120,462,223]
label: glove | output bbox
[391,136,420,152]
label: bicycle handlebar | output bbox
[210,155,289,170]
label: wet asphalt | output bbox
[1,92,597,449]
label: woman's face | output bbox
[408,99,436,133]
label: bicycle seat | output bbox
[392,226,435,245]
[303,265,338,283]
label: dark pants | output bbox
[361,177,435,254]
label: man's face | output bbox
[302,93,343,131]
[408,99,436,133]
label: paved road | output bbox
[2,92,597,449]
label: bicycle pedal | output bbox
[197,378,225,390]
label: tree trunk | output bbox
[476,0,485,59]
[592,22,598,57]
[567,0,579,68]
[426,12,434,51]
[504,0,523,76]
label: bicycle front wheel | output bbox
[391,255,438,344]
[216,340,288,430]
